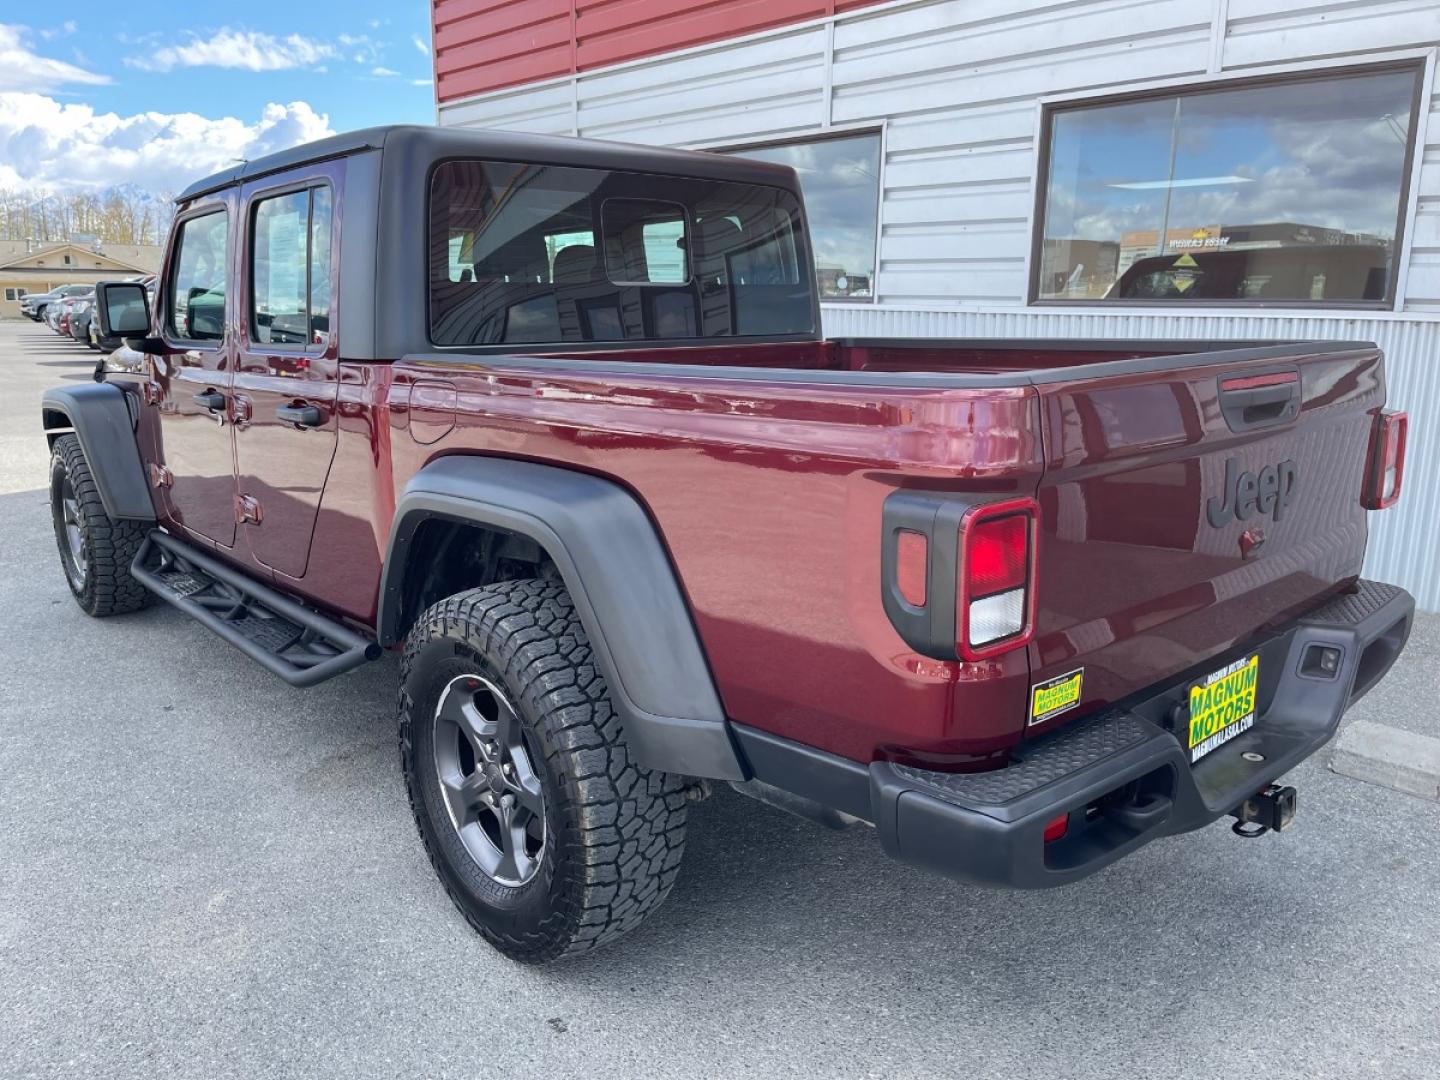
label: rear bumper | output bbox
[736,579,1413,889]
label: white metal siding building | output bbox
[435,0,1440,609]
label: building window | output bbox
[4,288,22,301]
[1034,63,1423,306]
[723,131,880,301]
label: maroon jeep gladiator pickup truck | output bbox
[44,125,1413,963]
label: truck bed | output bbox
[345,335,1384,767]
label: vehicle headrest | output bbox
[696,216,743,259]
[474,231,550,282]
[553,244,598,283]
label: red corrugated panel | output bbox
[435,0,571,52]
[434,0,889,102]
[575,0,828,70]
[434,0,574,102]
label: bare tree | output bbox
[0,186,169,246]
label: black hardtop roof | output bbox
[176,124,801,203]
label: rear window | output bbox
[429,159,813,346]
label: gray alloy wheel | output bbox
[52,468,88,590]
[432,673,547,887]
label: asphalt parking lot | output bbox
[2,319,1438,1080]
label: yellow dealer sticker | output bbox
[1030,669,1083,726]
[1188,654,1259,763]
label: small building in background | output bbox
[427,0,1440,609]
[0,240,161,318]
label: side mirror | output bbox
[96,280,151,340]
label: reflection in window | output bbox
[168,211,227,341]
[1036,65,1421,304]
[251,186,333,346]
[602,200,689,284]
[310,186,332,341]
[726,132,880,300]
[428,159,813,345]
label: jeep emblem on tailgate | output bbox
[1207,457,1298,527]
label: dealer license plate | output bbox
[1187,654,1259,763]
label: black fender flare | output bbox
[377,456,746,781]
[40,383,156,522]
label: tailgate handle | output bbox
[1218,370,1299,432]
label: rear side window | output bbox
[168,211,228,342]
[429,159,813,346]
[250,185,333,347]
[602,199,689,284]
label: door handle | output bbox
[277,403,324,427]
[192,390,226,410]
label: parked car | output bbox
[67,291,98,344]
[19,289,54,319]
[47,125,1413,965]
[1108,245,1390,302]
[51,290,94,338]
[23,284,91,322]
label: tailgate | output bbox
[1026,343,1383,732]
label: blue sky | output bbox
[1,4,435,198]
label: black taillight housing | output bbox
[882,491,1039,661]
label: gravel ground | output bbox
[2,320,1438,1080]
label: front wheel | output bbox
[49,434,152,617]
[399,579,690,963]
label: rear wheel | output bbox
[399,579,690,963]
[49,434,152,617]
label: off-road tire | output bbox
[49,434,152,617]
[399,579,690,963]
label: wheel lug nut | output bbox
[501,793,514,809]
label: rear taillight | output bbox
[1363,410,1408,510]
[958,498,1038,661]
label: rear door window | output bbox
[250,185,334,347]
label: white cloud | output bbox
[39,20,78,41]
[128,28,337,73]
[371,66,399,77]
[412,33,430,57]
[0,93,334,196]
[0,23,109,91]
[411,78,434,87]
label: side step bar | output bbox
[131,530,382,688]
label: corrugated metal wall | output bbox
[436,0,1440,609]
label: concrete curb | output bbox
[1330,720,1440,801]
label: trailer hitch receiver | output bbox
[1230,784,1298,838]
